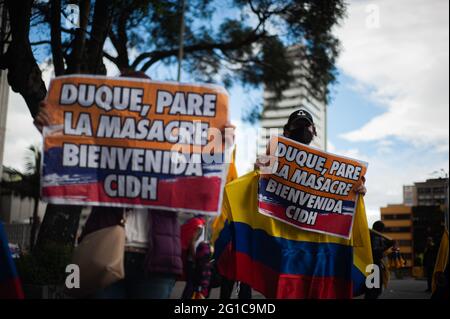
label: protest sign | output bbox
[258,136,368,239]
[41,75,231,215]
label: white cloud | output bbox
[328,140,449,228]
[2,61,58,172]
[331,0,450,224]
[336,0,449,151]
[3,90,43,172]
[2,55,126,172]
[233,120,259,176]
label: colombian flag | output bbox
[0,222,24,299]
[432,229,449,294]
[212,171,373,299]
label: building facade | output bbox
[403,185,417,207]
[258,44,327,154]
[380,204,414,267]
[381,177,448,272]
[414,178,448,207]
[0,3,10,178]
[411,205,446,267]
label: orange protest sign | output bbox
[258,136,368,238]
[41,75,231,215]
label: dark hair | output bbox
[373,221,385,232]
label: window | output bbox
[382,214,411,220]
[433,187,445,193]
[384,227,411,233]
[418,188,431,194]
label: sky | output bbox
[2,0,449,227]
[328,0,449,226]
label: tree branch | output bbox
[61,26,77,34]
[66,0,90,73]
[86,0,112,74]
[30,40,51,46]
[103,51,118,64]
[50,0,64,76]
[1,0,47,118]
[112,6,131,70]
[134,30,268,71]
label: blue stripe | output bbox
[214,220,233,261]
[43,147,224,182]
[215,220,353,279]
[0,223,19,283]
[351,265,367,297]
[259,178,356,215]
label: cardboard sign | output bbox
[258,136,368,238]
[41,75,231,215]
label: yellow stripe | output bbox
[213,170,373,277]
[225,171,350,245]
[432,229,449,293]
[211,146,237,244]
[352,195,373,275]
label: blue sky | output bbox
[326,0,449,226]
[328,73,385,148]
[3,0,449,227]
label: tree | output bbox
[23,145,41,250]
[0,0,346,247]
[1,0,346,115]
[0,145,41,250]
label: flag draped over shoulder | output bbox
[432,229,449,293]
[0,223,24,299]
[226,147,238,184]
[212,171,373,299]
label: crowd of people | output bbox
[33,88,370,299]
[2,72,444,300]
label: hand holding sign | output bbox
[41,75,231,216]
[354,176,367,196]
[34,101,51,133]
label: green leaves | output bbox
[16,242,73,285]
[27,0,346,121]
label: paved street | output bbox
[170,278,432,299]
[170,281,265,299]
[379,278,432,299]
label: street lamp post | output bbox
[177,0,186,82]
[443,170,449,232]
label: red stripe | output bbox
[258,201,353,237]
[217,243,352,299]
[276,274,352,299]
[0,278,25,299]
[43,176,221,212]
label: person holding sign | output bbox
[256,109,367,196]
[34,71,235,299]
[211,108,372,299]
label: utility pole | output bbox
[443,169,449,232]
[177,0,186,82]
[0,3,10,179]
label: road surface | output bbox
[170,278,432,299]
